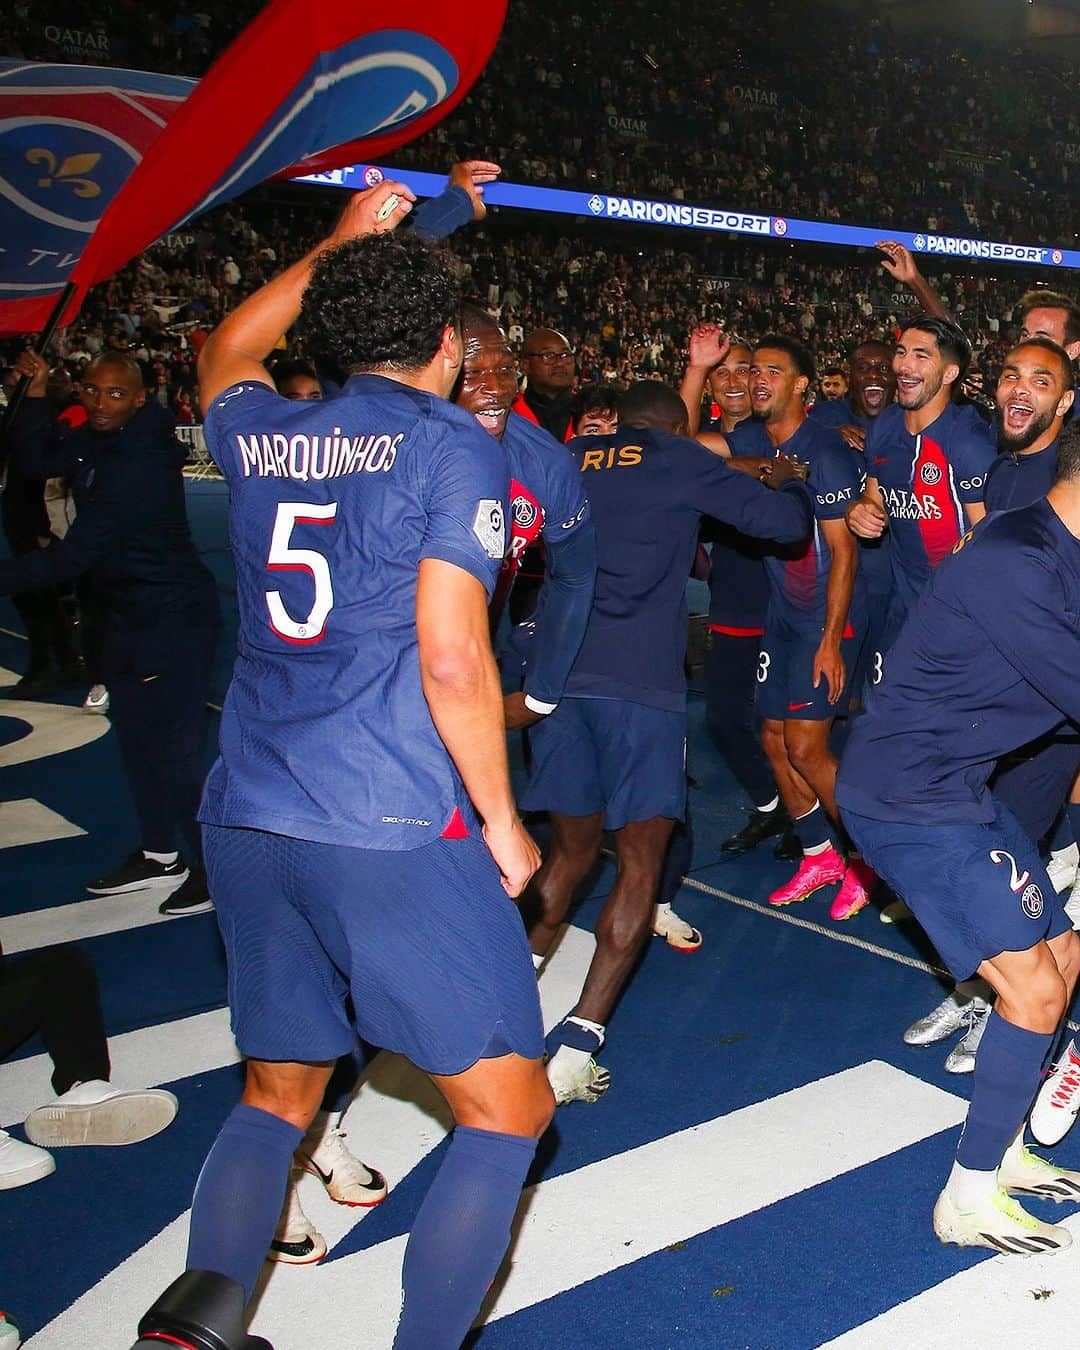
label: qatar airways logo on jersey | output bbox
[879,485,943,522]
[589,195,771,235]
[235,429,403,480]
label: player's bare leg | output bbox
[762,717,850,912]
[526,810,604,962]
[544,816,674,1105]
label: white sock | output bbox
[565,1014,605,1044]
[143,849,179,865]
[756,796,780,814]
[531,951,544,971]
[946,1159,999,1210]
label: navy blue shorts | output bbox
[755,609,866,723]
[842,799,1071,981]
[520,696,686,829]
[203,824,544,1076]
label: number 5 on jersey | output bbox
[266,502,337,644]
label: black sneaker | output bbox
[773,824,803,862]
[87,851,188,895]
[8,669,58,699]
[722,807,790,855]
[158,868,214,917]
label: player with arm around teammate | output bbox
[519,381,812,1105]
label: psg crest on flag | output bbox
[0,0,508,333]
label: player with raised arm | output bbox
[733,337,871,921]
[136,184,553,1350]
[838,422,1080,1255]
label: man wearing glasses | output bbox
[515,329,577,441]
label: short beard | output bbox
[997,407,1054,454]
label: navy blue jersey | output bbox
[983,440,1059,513]
[699,417,771,633]
[837,499,1080,826]
[198,376,509,850]
[809,397,855,429]
[731,416,864,633]
[865,401,995,617]
[498,413,594,706]
[565,427,811,710]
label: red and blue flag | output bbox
[0,0,506,334]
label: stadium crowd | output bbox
[8,0,1080,246]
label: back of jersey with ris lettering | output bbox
[199,375,509,850]
[566,427,810,710]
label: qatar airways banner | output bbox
[298,163,1080,271]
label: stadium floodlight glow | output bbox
[294,163,1080,272]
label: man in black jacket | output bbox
[3,350,220,916]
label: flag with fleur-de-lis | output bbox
[0,0,507,336]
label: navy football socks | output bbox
[186,1104,304,1303]
[956,1011,1053,1171]
[395,1125,537,1349]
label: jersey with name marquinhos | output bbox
[730,416,864,633]
[865,400,995,618]
[489,411,590,624]
[566,427,811,710]
[199,376,508,850]
[837,499,1080,826]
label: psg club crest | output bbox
[1021,883,1044,920]
[512,494,538,530]
[0,62,192,301]
[920,462,942,486]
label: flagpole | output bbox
[0,281,78,445]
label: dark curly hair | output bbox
[299,231,461,374]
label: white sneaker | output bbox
[999,1145,1080,1202]
[0,1130,54,1190]
[879,899,912,924]
[1047,843,1079,894]
[651,902,702,952]
[268,1173,327,1266]
[547,1050,611,1106]
[904,991,987,1047]
[933,1185,1071,1255]
[82,684,109,714]
[24,1080,178,1147]
[0,1312,21,1348]
[298,1123,387,1207]
[1031,1041,1080,1146]
[943,1003,990,1074]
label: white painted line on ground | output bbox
[0,666,110,767]
[0,797,86,849]
[23,925,596,1348]
[682,875,1080,1035]
[0,887,182,956]
[819,1211,1080,1349]
[246,1061,967,1346]
[0,627,27,643]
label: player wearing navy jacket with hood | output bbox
[3,349,219,915]
[838,420,1080,1258]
